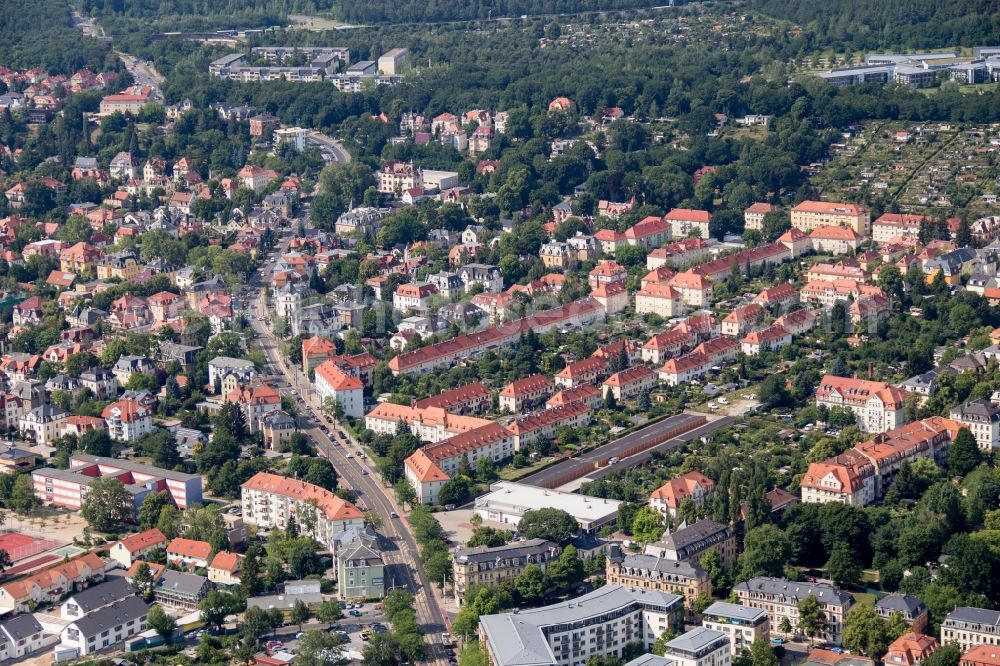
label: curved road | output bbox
[249,237,448,663]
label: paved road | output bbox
[116,52,165,100]
[520,412,729,488]
[307,130,351,164]
[249,237,449,664]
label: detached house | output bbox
[650,472,716,519]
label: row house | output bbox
[806,262,870,284]
[364,402,491,443]
[413,381,491,414]
[0,553,109,613]
[815,375,909,433]
[499,374,555,413]
[720,303,764,337]
[555,356,609,388]
[636,283,685,319]
[602,365,657,401]
[404,423,514,503]
[647,237,712,270]
[166,538,212,570]
[387,298,605,375]
[667,271,714,308]
[657,337,740,387]
[507,402,592,450]
[801,280,887,309]
[770,307,816,337]
[546,383,603,411]
[740,324,792,356]
[625,216,672,247]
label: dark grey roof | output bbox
[71,596,149,639]
[734,577,854,607]
[659,519,729,551]
[665,627,729,656]
[625,657,674,666]
[68,577,133,613]
[453,538,559,565]
[703,601,767,623]
[0,614,42,641]
[946,606,1000,626]
[616,553,705,579]
[156,570,209,597]
[571,533,603,551]
[951,399,1000,421]
[875,594,926,617]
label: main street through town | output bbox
[247,227,450,664]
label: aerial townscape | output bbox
[2,1,1000,666]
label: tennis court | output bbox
[0,531,63,562]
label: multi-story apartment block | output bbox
[743,203,778,231]
[241,472,365,551]
[942,607,1000,652]
[801,417,956,506]
[478,585,683,666]
[701,602,770,656]
[790,200,871,236]
[645,519,737,569]
[815,375,909,433]
[0,554,109,614]
[606,549,711,611]
[413,382,491,414]
[663,627,732,666]
[668,271,714,307]
[636,283,686,319]
[314,360,364,418]
[101,399,154,442]
[453,539,562,600]
[949,400,1000,451]
[33,454,202,512]
[665,209,712,240]
[735,577,854,645]
[872,213,930,243]
[499,374,555,413]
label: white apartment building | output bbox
[102,399,154,442]
[949,400,1000,451]
[241,472,365,551]
[663,627,732,666]
[941,607,1000,652]
[59,596,149,656]
[701,602,770,656]
[314,360,364,418]
[814,375,909,433]
[478,585,684,666]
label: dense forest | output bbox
[751,0,1000,50]
[76,0,334,33]
[335,0,678,24]
[0,0,114,74]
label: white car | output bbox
[718,397,729,405]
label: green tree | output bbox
[923,645,962,666]
[147,604,177,642]
[748,637,780,666]
[199,589,242,630]
[843,604,891,658]
[296,629,345,666]
[131,562,156,601]
[316,600,343,623]
[291,598,311,629]
[948,427,982,476]
[517,508,579,545]
[631,506,665,543]
[137,491,170,529]
[514,563,546,603]
[81,477,133,532]
[738,525,791,580]
[797,595,828,644]
[547,545,585,589]
[826,542,862,587]
[467,527,512,548]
